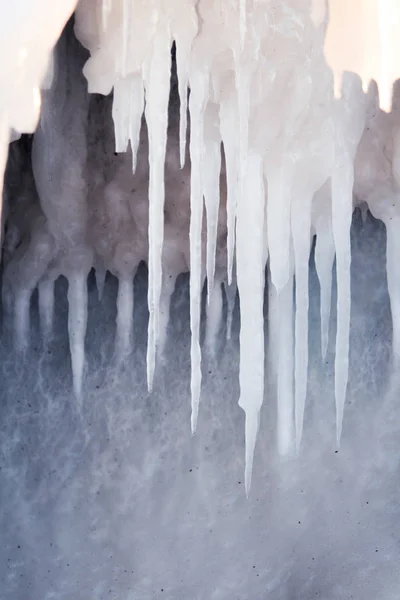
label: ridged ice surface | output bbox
[0,214,400,599]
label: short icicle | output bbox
[39,278,55,341]
[115,276,134,360]
[385,218,400,362]
[67,272,88,400]
[14,289,31,352]
[95,267,107,301]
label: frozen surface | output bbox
[0,213,400,599]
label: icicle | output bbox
[203,103,221,301]
[224,276,237,341]
[205,280,223,358]
[39,278,55,341]
[174,4,198,168]
[95,267,107,300]
[239,0,247,50]
[291,192,312,451]
[112,74,143,163]
[315,220,335,361]
[237,152,265,494]
[220,99,238,285]
[331,154,353,446]
[188,66,208,433]
[157,267,179,363]
[112,78,130,154]
[14,289,31,352]
[144,26,171,392]
[267,160,292,293]
[385,218,400,361]
[360,201,369,225]
[276,272,295,457]
[176,43,190,169]
[67,273,88,400]
[0,117,8,247]
[115,276,134,359]
[128,75,144,174]
[102,0,112,32]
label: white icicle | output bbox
[157,269,178,363]
[0,117,8,246]
[112,78,130,154]
[276,272,295,457]
[239,0,247,49]
[224,276,237,341]
[67,273,88,400]
[315,219,335,361]
[385,218,400,361]
[267,160,292,293]
[331,155,353,446]
[38,278,55,341]
[203,103,221,301]
[102,0,112,32]
[237,152,265,494]
[205,280,223,358]
[144,26,171,392]
[220,99,238,285]
[128,74,144,173]
[292,192,312,451]
[115,276,134,360]
[188,66,208,433]
[14,289,31,352]
[95,267,107,301]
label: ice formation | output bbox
[2,0,400,492]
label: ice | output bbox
[115,276,134,360]
[219,98,238,285]
[38,278,55,341]
[188,66,208,433]
[144,26,171,392]
[205,280,223,358]
[313,184,335,360]
[203,102,221,301]
[14,289,31,352]
[224,275,237,341]
[292,192,312,450]
[236,152,265,494]
[94,267,107,301]
[67,272,88,400]
[332,76,366,445]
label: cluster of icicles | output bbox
[2,0,400,493]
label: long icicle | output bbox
[331,152,353,446]
[188,67,208,433]
[292,191,312,451]
[203,102,221,301]
[144,25,171,392]
[220,99,238,285]
[237,152,265,495]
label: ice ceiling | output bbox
[2,2,400,598]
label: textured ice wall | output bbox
[0,213,400,599]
